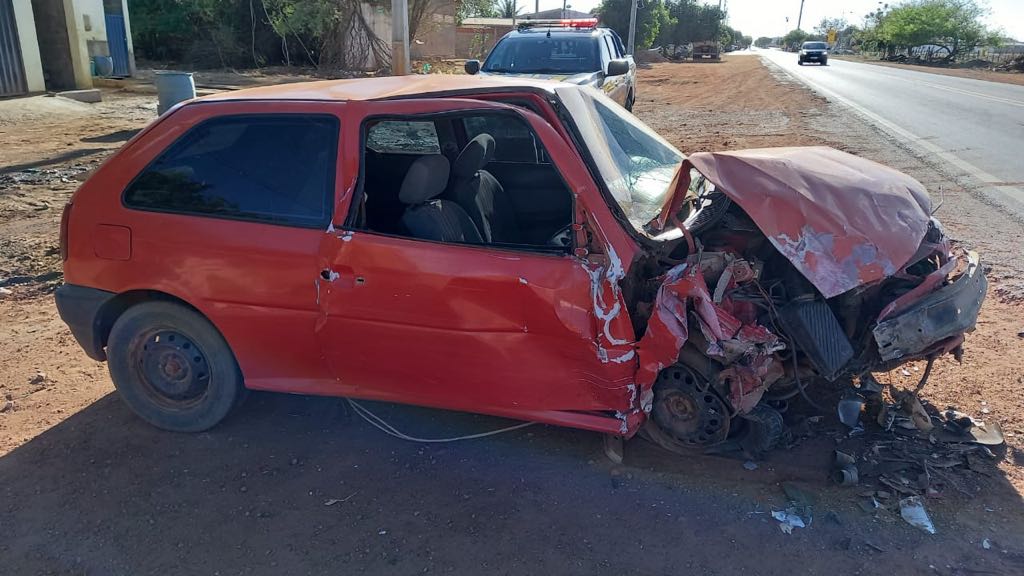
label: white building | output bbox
[1,0,135,97]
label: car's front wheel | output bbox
[822,58,828,66]
[797,59,804,65]
[107,301,246,432]
[625,89,635,111]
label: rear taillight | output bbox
[60,202,72,261]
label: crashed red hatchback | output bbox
[56,76,985,453]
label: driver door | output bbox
[315,98,635,415]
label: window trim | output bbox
[121,113,340,230]
[345,108,577,257]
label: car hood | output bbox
[669,147,933,298]
[479,71,598,84]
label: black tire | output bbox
[625,90,635,112]
[822,58,828,66]
[107,301,245,432]
[798,60,804,65]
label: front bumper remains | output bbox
[873,252,986,362]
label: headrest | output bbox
[453,134,496,179]
[398,155,451,204]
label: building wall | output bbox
[11,0,45,91]
[31,0,76,90]
[63,0,110,89]
[456,25,511,59]
[412,2,455,59]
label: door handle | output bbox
[320,268,364,287]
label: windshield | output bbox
[802,42,828,50]
[556,86,684,234]
[482,35,600,74]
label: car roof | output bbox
[196,74,566,103]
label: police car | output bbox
[464,18,638,111]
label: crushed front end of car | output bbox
[629,147,986,455]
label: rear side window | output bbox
[366,120,440,154]
[124,115,338,227]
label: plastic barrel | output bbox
[154,71,197,114]
[94,56,114,77]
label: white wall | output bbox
[11,0,46,92]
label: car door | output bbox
[600,35,629,106]
[315,98,635,416]
[108,102,343,393]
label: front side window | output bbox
[464,115,543,163]
[482,36,600,74]
[124,115,337,227]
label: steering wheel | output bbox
[546,224,574,248]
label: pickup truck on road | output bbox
[464,18,637,110]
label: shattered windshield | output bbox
[557,87,684,234]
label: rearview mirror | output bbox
[606,59,630,77]
[464,60,481,75]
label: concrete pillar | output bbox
[11,0,46,92]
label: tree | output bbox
[657,0,725,50]
[814,17,848,37]
[754,36,772,48]
[595,0,671,50]
[877,0,1000,61]
[496,0,520,19]
[782,28,809,48]
[457,0,498,23]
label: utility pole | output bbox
[627,0,637,54]
[391,0,410,75]
[796,0,805,30]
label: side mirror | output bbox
[606,59,630,77]
[464,60,481,75]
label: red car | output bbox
[56,76,985,454]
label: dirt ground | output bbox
[829,54,1024,86]
[2,58,1023,575]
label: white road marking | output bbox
[762,55,1024,212]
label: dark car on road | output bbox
[798,41,829,65]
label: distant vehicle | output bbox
[464,18,637,110]
[798,41,829,65]
[692,41,721,61]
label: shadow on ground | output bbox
[1,392,1022,575]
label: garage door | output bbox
[0,0,28,97]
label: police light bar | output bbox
[517,17,599,30]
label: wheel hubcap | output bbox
[138,330,209,404]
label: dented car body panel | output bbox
[660,147,934,299]
[57,76,985,446]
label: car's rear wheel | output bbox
[107,301,245,432]
[625,89,635,112]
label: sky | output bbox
[528,0,1024,41]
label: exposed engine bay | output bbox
[625,148,987,456]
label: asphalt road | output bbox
[758,49,1024,215]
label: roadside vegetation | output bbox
[764,0,1020,71]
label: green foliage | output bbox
[457,0,498,23]
[496,0,520,19]
[754,36,772,48]
[782,28,809,48]
[859,0,1000,59]
[595,0,671,50]
[658,0,725,47]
